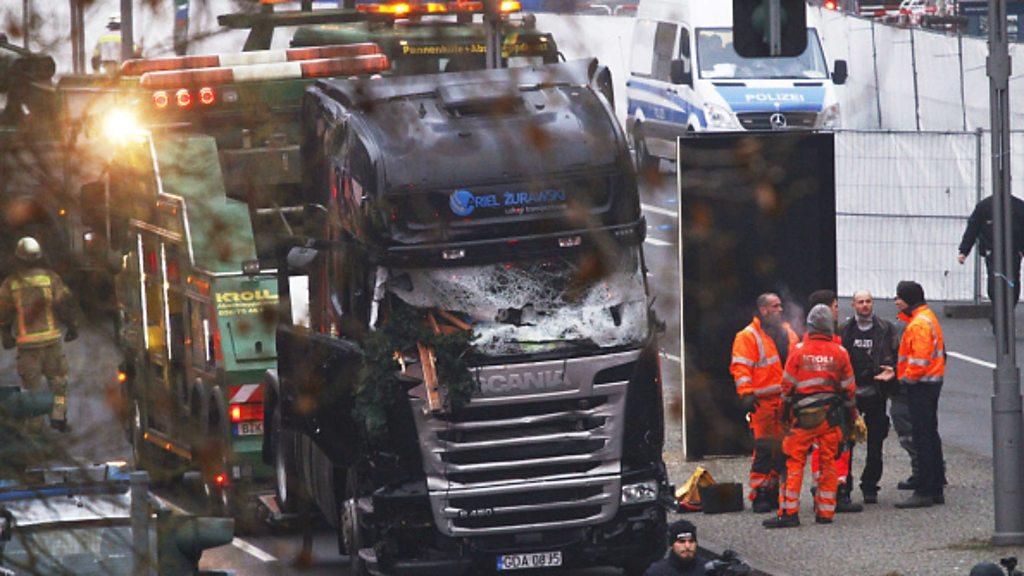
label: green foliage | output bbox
[354,303,476,442]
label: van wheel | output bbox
[632,128,659,174]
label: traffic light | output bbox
[732,0,807,58]
[156,510,234,576]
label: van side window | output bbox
[653,22,677,82]
[630,19,657,76]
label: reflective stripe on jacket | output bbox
[93,33,122,63]
[897,304,945,384]
[0,268,70,347]
[731,317,798,399]
[781,333,855,406]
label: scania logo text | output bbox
[480,369,573,395]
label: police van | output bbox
[625,0,847,168]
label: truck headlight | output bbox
[703,103,740,130]
[817,103,841,129]
[621,480,659,505]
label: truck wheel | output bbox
[632,128,659,175]
[273,403,306,514]
[342,469,371,576]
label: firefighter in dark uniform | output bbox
[0,237,78,431]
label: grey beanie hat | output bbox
[807,304,834,335]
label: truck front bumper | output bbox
[369,501,665,576]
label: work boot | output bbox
[815,516,833,525]
[933,492,945,505]
[862,491,878,505]
[836,485,863,513]
[895,493,934,509]
[762,514,800,529]
[751,487,777,514]
[897,477,918,491]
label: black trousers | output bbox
[985,255,1022,305]
[856,390,890,494]
[907,382,945,497]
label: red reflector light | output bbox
[198,86,216,106]
[230,403,263,423]
[823,0,837,9]
[214,473,227,486]
[153,90,169,109]
[175,88,192,108]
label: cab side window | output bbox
[652,22,678,82]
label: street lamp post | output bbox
[986,0,1024,547]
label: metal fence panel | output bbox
[836,130,980,300]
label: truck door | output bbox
[137,232,177,434]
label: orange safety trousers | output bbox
[778,420,843,520]
[748,397,786,500]
[810,442,851,485]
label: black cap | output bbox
[969,563,1004,576]
[896,280,925,308]
[667,519,697,546]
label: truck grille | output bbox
[737,111,818,130]
[409,350,640,536]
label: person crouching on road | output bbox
[644,519,705,575]
[893,280,947,509]
[764,304,857,528]
[0,237,79,431]
[730,293,798,514]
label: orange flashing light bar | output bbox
[122,43,382,77]
[139,54,390,90]
[358,0,521,15]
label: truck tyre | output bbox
[273,402,306,514]
[632,127,659,175]
[342,469,371,576]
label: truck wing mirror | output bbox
[670,59,692,86]
[286,246,319,272]
[832,59,848,86]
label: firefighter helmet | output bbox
[107,13,121,30]
[15,237,41,261]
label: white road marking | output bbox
[641,203,679,218]
[948,350,997,370]
[660,351,681,364]
[645,237,672,247]
[152,495,278,563]
[232,537,278,563]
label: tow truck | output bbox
[266,59,668,575]
[79,0,571,527]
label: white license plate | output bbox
[497,551,562,571]
[235,421,264,436]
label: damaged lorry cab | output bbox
[263,59,668,575]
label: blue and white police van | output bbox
[625,1,847,169]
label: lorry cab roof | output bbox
[311,58,627,194]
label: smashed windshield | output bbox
[697,28,828,80]
[387,247,649,357]
[1,525,134,575]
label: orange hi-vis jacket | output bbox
[897,304,946,384]
[731,317,799,399]
[781,333,856,409]
[0,268,72,347]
